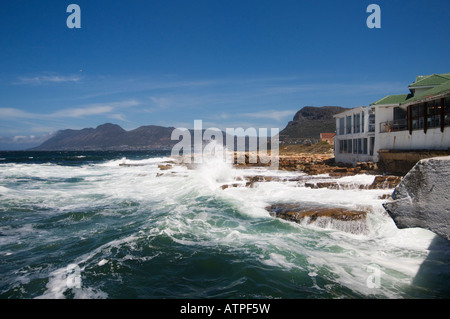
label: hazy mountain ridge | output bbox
[32,123,178,151]
[31,106,348,150]
[279,106,347,143]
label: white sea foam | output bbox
[1,148,442,299]
[0,186,10,193]
[36,265,108,299]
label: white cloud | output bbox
[0,133,53,145]
[239,110,296,121]
[13,136,28,142]
[0,100,140,120]
[50,105,114,118]
[14,75,82,85]
[108,113,128,122]
[0,108,36,119]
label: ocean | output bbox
[1,149,449,300]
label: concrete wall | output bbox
[373,105,397,162]
[334,152,374,165]
[378,127,450,151]
[378,149,450,175]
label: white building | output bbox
[334,73,450,165]
[334,106,375,164]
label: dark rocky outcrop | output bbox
[383,156,450,240]
[279,106,347,143]
[266,204,369,235]
[304,175,402,190]
[234,152,381,177]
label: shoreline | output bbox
[160,150,403,235]
[232,151,387,177]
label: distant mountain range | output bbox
[31,106,348,151]
[32,123,178,151]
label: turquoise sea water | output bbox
[0,150,449,299]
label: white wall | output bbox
[373,105,395,162]
[412,87,433,96]
[378,127,450,151]
[334,152,374,165]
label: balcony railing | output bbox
[379,119,407,133]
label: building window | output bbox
[346,116,352,134]
[353,113,361,133]
[369,137,375,156]
[339,138,369,155]
[408,99,450,134]
[445,97,450,126]
[339,139,352,154]
[361,112,365,133]
[427,100,441,128]
[339,140,346,153]
[339,117,345,135]
[368,109,375,132]
[411,103,425,130]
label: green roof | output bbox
[370,94,412,106]
[370,73,450,107]
[408,73,450,88]
[402,80,450,105]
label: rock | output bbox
[220,183,241,190]
[233,151,383,177]
[303,175,401,190]
[305,182,339,189]
[158,164,172,170]
[119,163,146,167]
[367,175,402,189]
[244,175,274,187]
[266,204,369,234]
[383,156,450,240]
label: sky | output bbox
[1,0,450,149]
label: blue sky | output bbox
[1,0,450,149]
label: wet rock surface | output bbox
[266,204,369,235]
[304,175,402,190]
[233,153,380,177]
[383,156,450,240]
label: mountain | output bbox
[279,106,348,143]
[32,123,178,151]
[31,123,258,151]
[32,106,348,151]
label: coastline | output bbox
[161,148,403,235]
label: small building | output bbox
[319,133,336,145]
[334,73,450,167]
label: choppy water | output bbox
[1,149,449,299]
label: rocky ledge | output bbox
[233,153,380,176]
[304,175,402,191]
[383,156,450,240]
[266,204,369,235]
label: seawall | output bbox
[378,149,450,176]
